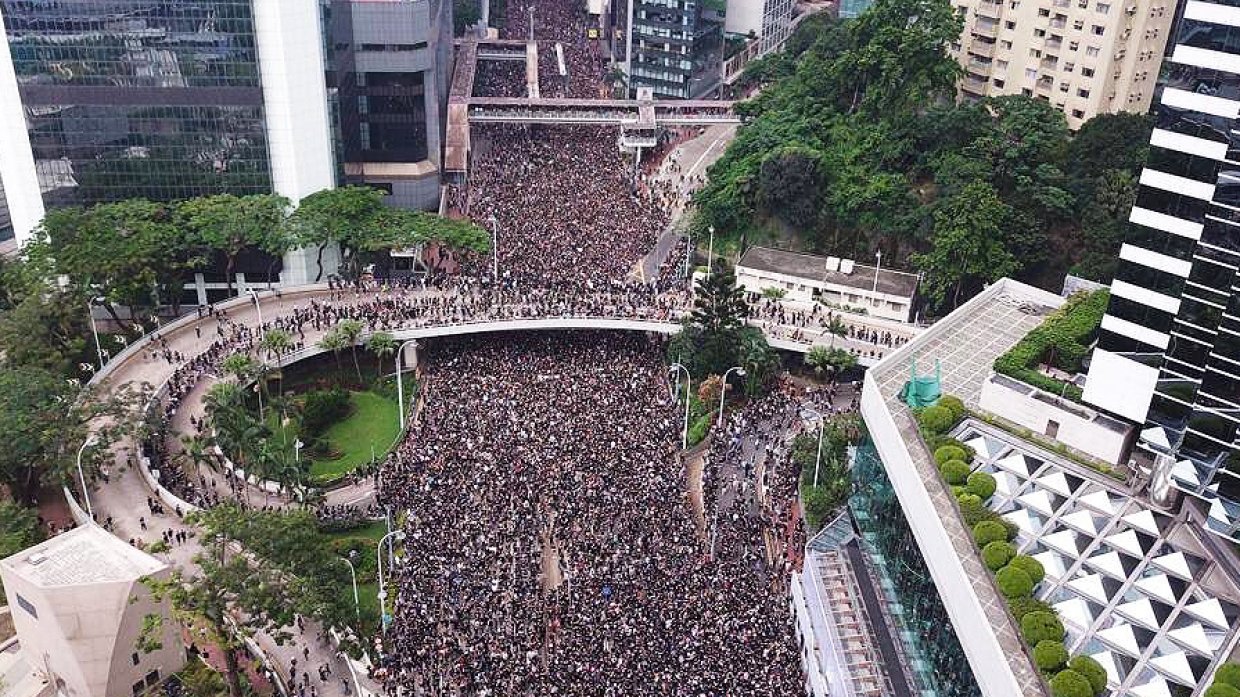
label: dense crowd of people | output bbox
[375,333,802,695]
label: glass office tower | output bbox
[0,1,274,207]
[1082,0,1240,540]
[629,0,725,98]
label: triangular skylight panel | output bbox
[1067,573,1109,603]
[1167,622,1217,656]
[1135,574,1180,605]
[1171,459,1201,487]
[1087,649,1121,688]
[1151,551,1197,580]
[964,435,993,459]
[1114,597,1159,630]
[1054,596,1096,629]
[1003,509,1043,536]
[1121,509,1162,536]
[1043,529,1089,557]
[1150,651,1196,686]
[1107,528,1153,556]
[1061,509,1104,536]
[994,470,1023,498]
[994,453,1031,476]
[1018,489,1057,516]
[1037,470,1074,496]
[1033,550,1068,581]
[1183,598,1230,630]
[1128,676,1173,697]
[1077,488,1119,515]
[1141,425,1172,449]
[1097,622,1142,657]
[1084,550,1128,580]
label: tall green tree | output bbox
[366,331,398,380]
[177,194,292,297]
[913,182,1019,309]
[289,187,388,282]
[336,320,365,384]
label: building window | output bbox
[1023,87,1034,96]
[132,682,144,697]
[1034,28,1046,37]
[1097,2,1110,11]
[1074,19,1085,29]
[994,78,1006,87]
[145,670,160,688]
[1078,87,1091,97]
[1030,48,1042,57]
[1001,40,1013,49]
[1072,108,1085,118]
[1007,20,1017,28]
[1069,40,1079,50]
[1038,7,1050,15]
[1026,68,1038,79]
[132,653,140,666]
[1081,66,1095,76]
[1086,46,1101,56]
[1064,62,1075,71]
[15,594,36,619]
[1060,82,1070,92]
[1092,24,1105,35]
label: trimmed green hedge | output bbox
[1033,640,1068,672]
[996,566,1033,598]
[934,445,967,465]
[941,459,971,485]
[982,541,1015,571]
[966,471,996,499]
[992,290,1109,402]
[918,405,956,434]
[1021,611,1065,645]
[1007,596,1054,622]
[1008,554,1046,584]
[973,520,1009,547]
[1205,685,1240,697]
[938,395,966,422]
[1068,655,1107,695]
[1218,664,1240,689]
[1050,669,1094,697]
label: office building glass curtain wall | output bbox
[851,442,983,697]
[1,1,273,206]
[1090,0,1240,538]
[631,0,723,98]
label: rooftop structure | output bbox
[857,277,1240,696]
[0,525,184,697]
[736,246,920,322]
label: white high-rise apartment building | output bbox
[949,0,1174,129]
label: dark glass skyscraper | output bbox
[627,0,724,98]
[1,1,274,207]
[1083,0,1240,540]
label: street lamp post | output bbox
[247,289,264,327]
[717,366,746,428]
[804,407,826,487]
[707,226,715,276]
[76,434,99,520]
[376,530,407,633]
[668,363,692,449]
[340,553,360,622]
[395,339,419,431]
[488,215,499,280]
[87,300,105,372]
[872,250,882,308]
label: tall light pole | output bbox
[87,300,105,372]
[340,553,360,622]
[488,215,499,280]
[872,249,882,308]
[247,289,264,327]
[669,363,692,449]
[804,407,826,487]
[395,339,418,431]
[707,226,715,276]
[376,530,407,633]
[76,434,99,520]
[717,366,745,428]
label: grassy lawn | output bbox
[309,391,400,481]
[325,520,388,542]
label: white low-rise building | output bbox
[735,247,920,323]
[0,525,184,697]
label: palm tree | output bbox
[366,332,398,382]
[337,319,365,385]
[825,316,848,348]
[260,329,294,397]
[805,346,832,378]
[318,329,349,381]
[220,353,266,421]
[180,433,215,475]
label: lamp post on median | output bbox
[804,407,826,488]
[717,365,745,428]
[706,226,715,276]
[872,249,882,308]
[395,339,419,431]
[488,214,499,280]
[87,299,105,372]
[340,551,360,622]
[669,363,692,449]
[376,530,407,633]
[247,288,263,327]
[76,434,99,520]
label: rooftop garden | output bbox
[917,396,1108,697]
[992,290,1109,403]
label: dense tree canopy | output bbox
[700,0,1152,311]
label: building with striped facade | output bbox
[1082,0,1240,541]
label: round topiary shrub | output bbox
[934,444,967,465]
[956,492,982,508]
[1205,685,1240,697]
[973,520,1009,547]
[937,395,966,422]
[1050,669,1095,697]
[1021,610,1065,645]
[1008,555,1046,585]
[967,471,997,499]
[1067,655,1107,695]
[996,566,1033,598]
[1217,664,1240,689]
[982,541,1015,571]
[941,459,971,485]
[1033,640,1069,673]
[918,405,956,434]
[1007,595,1052,621]
[951,485,968,498]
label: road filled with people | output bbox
[374,333,804,695]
